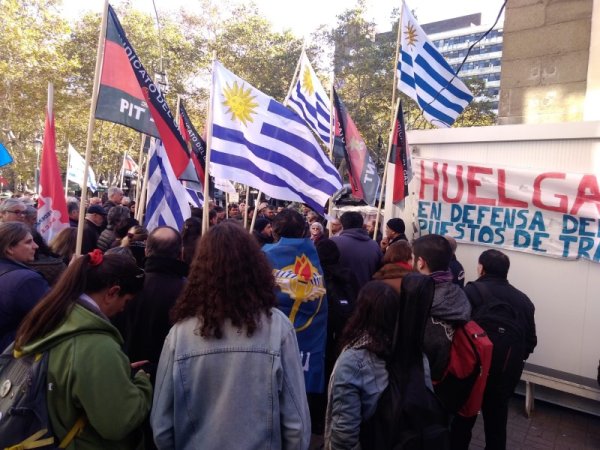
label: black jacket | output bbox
[465,274,537,358]
[114,256,188,381]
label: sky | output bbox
[60,0,506,38]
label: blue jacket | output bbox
[151,308,311,450]
[331,229,382,288]
[0,257,49,351]
[324,348,388,449]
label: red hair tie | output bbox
[88,249,104,267]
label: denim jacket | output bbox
[151,308,311,450]
[324,348,388,450]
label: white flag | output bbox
[67,144,97,192]
[214,177,236,194]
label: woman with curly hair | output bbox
[151,221,311,449]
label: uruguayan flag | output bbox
[286,51,332,145]
[145,139,191,231]
[210,61,342,213]
[398,2,473,128]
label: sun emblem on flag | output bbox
[222,81,258,126]
[302,67,315,96]
[404,22,418,49]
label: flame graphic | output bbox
[294,255,312,282]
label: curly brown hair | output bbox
[171,221,277,339]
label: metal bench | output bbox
[520,363,600,417]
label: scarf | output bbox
[429,270,453,284]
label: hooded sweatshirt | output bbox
[18,301,152,449]
[331,228,383,288]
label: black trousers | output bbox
[450,363,523,450]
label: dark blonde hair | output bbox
[383,240,413,265]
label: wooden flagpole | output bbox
[249,190,261,233]
[136,138,151,223]
[119,151,127,189]
[75,0,109,255]
[373,8,404,242]
[133,134,146,215]
[201,53,217,235]
[243,188,250,230]
[283,44,304,105]
[64,145,70,196]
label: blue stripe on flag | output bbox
[423,42,459,78]
[413,73,466,114]
[268,98,306,126]
[415,53,473,102]
[213,124,338,194]
[416,97,455,127]
[211,150,322,211]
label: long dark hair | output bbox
[339,281,401,359]
[171,221,276,339]
[15,252,144,349]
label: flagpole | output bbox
[249,190,261,233]
[243,187,250,230]
[372,7,405,242]
[284,44,304,104]
[327,73,336,235]
[75,0,109,256]
[373,97,401,242]
[65,145,70,196]
[136,138,151,223]
[119,151,127,189]
[133,134,146,213]
[202,54,217,235]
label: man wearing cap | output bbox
[385,218,408,248]
[82,205,106,253]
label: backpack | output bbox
[0,344,85,449]
[360,274,451,450]
[468,281,526,379]
[433,320,493,417]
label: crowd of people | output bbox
[0,188,537,450]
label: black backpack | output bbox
[468,282,526,378]
[360,274,450,450]
[0,344,85,449]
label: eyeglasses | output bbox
[5,210,26,216]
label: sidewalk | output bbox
[469,396,600,449]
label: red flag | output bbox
[390,100,411,203]
[333,89,380,205]
[37,85,69,242]
[95,6,190,179]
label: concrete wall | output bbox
[498,0,594,124]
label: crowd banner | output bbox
[413,157,600,262]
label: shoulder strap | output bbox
[59,416,87,448]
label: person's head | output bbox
[365,219,376,234]
[228,203,240,218]
[265,205,276,219]
[15,251,144,349]
[128,201,136,216]
[182,218,202,265]
[271,209,306,240]
[50,227,77,263]
[209,209,218,226]
[171,221,277,338]
[412,234,453,274]
[145,226,182,260]
[85,205,107,227]
[276,206,285,214]
[340,211,363,230]
[0,222,38,263]
[478,249,510,279]
[120,196,131,207]
[106,205,130,228]
[340,281,400,359]
[107,186,124,203]
[255,218,272,237]
[23,205,37,228]
[386,218,406,239]
[306,211,319,224]
[214,206,226,223]
[67,200,80,222]
[445,235,458,254]
[257,202,269,217]
[301,204,312,216]
[383,240,413,266]
[89,197,102,206]
[315,238,340,268]
[329,218,342,235]
[0,198,26,223]
[310,222,324,239]
[121,225,148,247]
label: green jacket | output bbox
[19,302,152,449]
